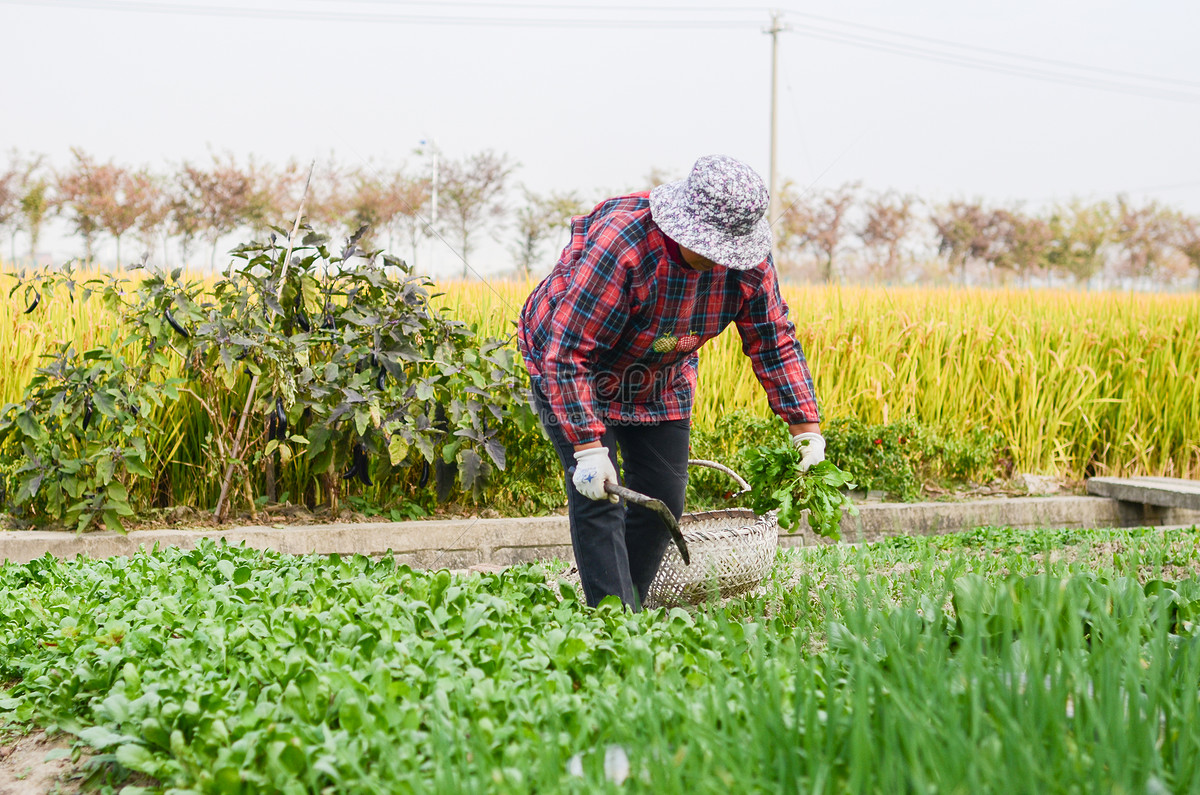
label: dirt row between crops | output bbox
[0,731,85,795]
[0,731,157,795]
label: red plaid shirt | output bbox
[517,192,820,446]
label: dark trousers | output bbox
[530,381,689,610]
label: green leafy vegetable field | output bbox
[4,526,1200,793]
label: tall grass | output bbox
[1,272,1196,519]
[438,282,1200,479]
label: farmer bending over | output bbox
[517,154,823,610]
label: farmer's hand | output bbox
[791,432,826,472]
[572,447,620,502]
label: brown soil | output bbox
[1,500,503,533]
[124,503,521,531]
[0,732,85,795]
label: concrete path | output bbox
[3,495,1198,568]
[1086,477,1200,510]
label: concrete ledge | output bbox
[0,517,574,568]
[1086,477,1200,510]
[2,497,1199,567]
[784,495,1200,548]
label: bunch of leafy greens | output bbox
[744,442,857,539]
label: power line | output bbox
[6,0,1198,103]
[333,0,764,13]
[787,24,1200,105]
[777,6,1200,91]
[218,0,1200,92]
[0,0,763,28]
[1123,179,1200,193]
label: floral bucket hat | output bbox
[649,154,773,270]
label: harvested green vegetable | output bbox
[745,443,858,539]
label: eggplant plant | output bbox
[0,226,528,531]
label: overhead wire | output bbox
[776,7,1200,90]
[345,0,1200,92]
[0,0,764,28]
[784,23,1200,105]
[6,0,1198,104]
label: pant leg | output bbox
[613,419,690,605]
[529,380,637,608]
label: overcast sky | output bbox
[2,0,1199,275]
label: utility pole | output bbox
[764,10,788,253]
[420,138,439,274]
[430,146,439,231]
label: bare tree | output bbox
[931,200,996,285]
[439,150,516,276]
[1169,213,1200,290]
[241,156,291,238]
[644,166,680,189]
[777,182,858,282]
[305,155,351,236]
[19,179,51,266]
[133,173,173,270]
[1112,196,1177,287]
[345,164,429,260]
[387,171,432,268]
[510,188,588,276]
[95,165,156,269]
[1045,200,1113,288]
[176,152,257,270]
[168,176,203,268]
[56,148,108,263]
[985,208,1053,285]
[0,152,21,264]
[858,191,916,283]
[347,168,390,251]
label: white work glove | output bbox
[572,446,620,502]
[791,432,826,472]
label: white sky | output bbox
[2,0,1199,276]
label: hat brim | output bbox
[649,180,772,270]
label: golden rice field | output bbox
[434,281,1200,480]
[1,268,1197,483]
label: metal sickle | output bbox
[567,466,691,566]
[604,482,690,566]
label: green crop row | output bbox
[3,525,1200,792]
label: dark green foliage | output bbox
[822,417,1006,501]
[483,415,567,515]
[822,417,924,501]
[686,413,1006,510]
[0,231,533,529]
[0,292,180,532]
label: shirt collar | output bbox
[661,234,697,271]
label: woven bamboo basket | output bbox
[644,507,779,608]
[554,460,778,608]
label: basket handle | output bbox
[687,459,751,495]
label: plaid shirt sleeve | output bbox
[540,218,635,446]
[734,261,822,425]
